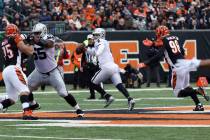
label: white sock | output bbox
[74,104,80,110]
[0,103,3,110]
[22,102,29,109]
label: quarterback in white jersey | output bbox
[86,28,135,111]
[26,23,84,117]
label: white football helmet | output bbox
[32,23,47,38]
[92,28,105,40]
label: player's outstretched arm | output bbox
[199,59,210,67]
[16,34,34,55]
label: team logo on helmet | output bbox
[155,25,170,38]
[32,23,47,38]
[92,28,105,41]
[5,24,19,37]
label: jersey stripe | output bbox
[15,67,26,85]
[172,71,177,89]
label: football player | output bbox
[25,23,84,117]
[84,28,135,111]
[139,25,208,111]
[0,24,37,119]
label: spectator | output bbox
[124,64,143,88]
[39,6,51,22]
[21,20,30,31]
[12,12,22,27]
[1,0,210,31]
[0,0,3,17]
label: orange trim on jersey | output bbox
[172,71,177,89]
[14,34,23,44]
[15,68,26,85]
[0,72,2,81]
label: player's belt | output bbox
[39,66,58,76]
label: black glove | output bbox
[25,34,35,45]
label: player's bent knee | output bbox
[178,87,195,97]
[19,91,30,96]
[58,91,68,97]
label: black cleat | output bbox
[193,104,204,111]
[104,96,114,108]
[22,110,38,120]
[76,109,84,117]
[29,103,41,110]
[128,98,135,111]
[22,115,38,120]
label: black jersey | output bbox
[144,35,185,68]
[0,37,26,68]
[162,35,185,66]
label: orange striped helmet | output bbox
[5,24,19,37]
[155,25,170,38]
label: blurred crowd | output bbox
[0,0,210,31]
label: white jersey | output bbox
[33,34,57,73]
[87,39,114,67]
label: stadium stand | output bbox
[0,0,210,32]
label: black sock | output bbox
[20,95,30,110]
[1,99,14,109]
[89,88,95,98]
[178,87,201,105]
[20,95,29,103]
[64,94,77,107]
[116,83,130,99]
[190,92,201,105]
[41,85,46,91]
[28,92,34,102]
[90,83,107,97]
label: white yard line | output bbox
[0,135,122,140]
[17,127,46,130]
[1,87,210,95]
[6,122,210,128]
[0,87,210,95]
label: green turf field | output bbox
[0,84,210,140]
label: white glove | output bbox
[137,72,143,81]
[175,58,201,72]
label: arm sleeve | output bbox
[95,43,105,56]
[144,47,165,65]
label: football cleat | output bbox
[104,96,114,108]
[29,103,41,110]
[197,87,209,101]
[193,104,204,111]
[128,98,135,111]
[22,109,38,120]
[76,109,85,118]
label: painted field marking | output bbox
[1,87,210,95]
[0,134,122,140]
[17,127,46,130]
[84,97,183,102]
[7,121,210,128]
[1,105,210,128]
